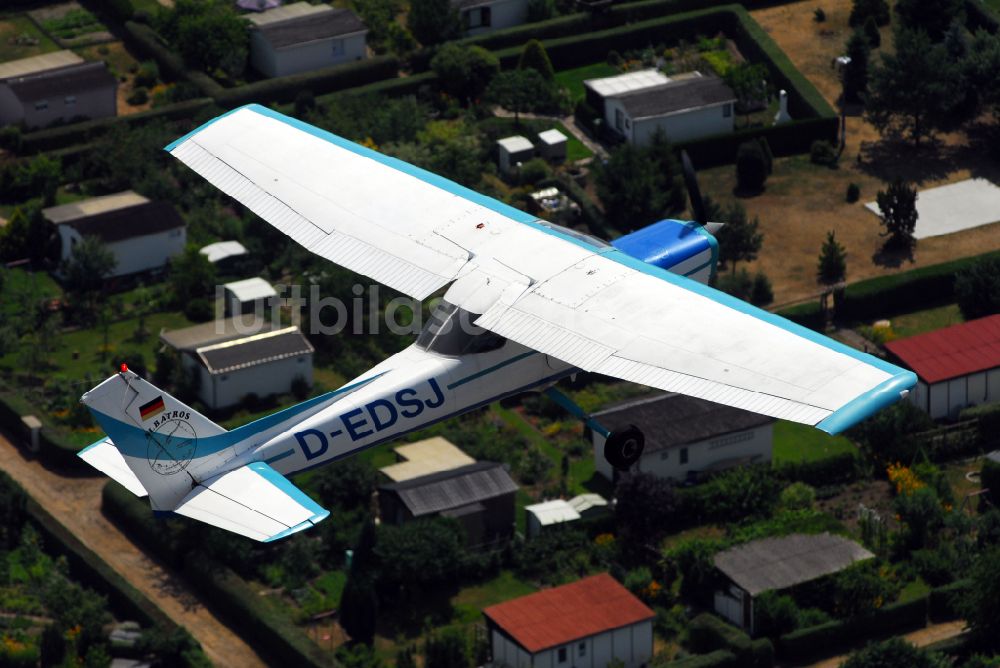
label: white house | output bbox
[713,533,873,634]
[886,314,1000,420]
[590,393,774,483]
[160,318,314,410]
[452,0,528,36]
[0,51,116,129]
[584,69,735,146]
[223,277,278,317]
[484,573,654,668]
[248,2,368,78]
[43,192,185,278]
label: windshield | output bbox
[415,301,507,356]
[535,221,610,249]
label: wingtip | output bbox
[815,369,918,435]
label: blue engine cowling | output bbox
[611,219,718,284]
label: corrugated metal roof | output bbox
[884,314,1000,384]
[379,461,517,517]
[200,240,248,263]
[584,69,670,97]
[246,1,329,26]
[160,317,279,352]
[713,533,874,596]
[618,76,735,120]
[483,573,654,653]
[0,50,82,80]
[537,129,567,147]
[568,493,607,514]
[591,392,772,453]
[196,327,314,374]
[255,7,366,48]
[8,61,116,103]
[49,200,184,243]
[525,499,581,526]
[497,135,533,153]
[43,191,148,224]
[379,437,475,482]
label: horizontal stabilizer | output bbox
[78,437,148,498]
[172,462,328,542]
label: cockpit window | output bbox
[415,301,507,356]
[535,221,611,249]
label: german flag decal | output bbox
[139,396,165,421]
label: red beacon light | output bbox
[120,363,129,373]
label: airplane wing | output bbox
[167,105,915,434]
[172,462,329,542]
[79,437,148,497]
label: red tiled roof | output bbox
[884,314,1000,384]
[482,573,654,653]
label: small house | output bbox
[497,135,533,175]
[160,318,314,410]
[590,393,774,483]
[223,277,277,317]
[885,314,1000,420]
[0,51,116,129]
[377,461,517,546]
[248,2,368,78]
[713,533,874,634]
[452,0,528,36]
[43,192,185,278]
[525,493,609,538]
[584,69,735,146]
[483,573,654,668]
[536,128,567,163]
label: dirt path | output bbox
[0,433,267,668]
[805,620,967,667]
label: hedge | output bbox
[960,402,1000,450]
[967,0,1000,32]
[774,452,859,487]
[778,596,929,663]
[666,650,737,667]
[778,248,1000,330]
[102,481,329,668]
[929,579,970,622]
[688,613,753,664]
[0,388,87,470]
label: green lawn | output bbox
[39,8,105,41]
[450,570,536,623]
[0,13,59,61]
[890,303,963,339]
[772,420,856,464]
[555,62,618,103]
[0,268,61,316]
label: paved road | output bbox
[0,433,267,668]
[807,620,967,667]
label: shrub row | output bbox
[929,579,970,622]
[0,388,87,470]
[677,116,838,168]
[959,402,1000,450]
[102,481,328,668]
[967,0,1000,32]
[774,452,859,487]
[778,248,1000,330]
[666,650,737,667]
[689,613,753,663]
[778,596,928,663]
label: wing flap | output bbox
[173,462,328,542]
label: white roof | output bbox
[0,50,83,80]
[246,1,332,26]
[497,135,534,154]
[537,129,567,146]
[200,240,249,263]
[525,499,581,526]
[42,191,148,225]
[584,69,670,98]
[223,277,276,302]
[379,437,475,482]
[569,493,608,513]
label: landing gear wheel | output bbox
[604,425,645,471]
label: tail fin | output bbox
[81,370,228,510]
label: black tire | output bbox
[604,425,645,471]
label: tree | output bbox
[374,518,466,596]
[407,0,459,45]
[158,0,248,78]
[875,180,918,251]
[431,44,499,103]
[863,15,881,48]
[169,245,216,305]
[485,68,554,123]
[424,628,470,668]
[843,638,950,668]
[0,201,58,265]
[865,27,958,146]
[843,29,871,103]
[593,141,685,231]
[895,0,965,42]
[735,140,769,191]
[614,472,679,548]
[0,154,60,205]
[62,236,116,319]
[833,561,896,617]
[847,400,935,467]
[314,458,377,511]
[518,39,554,80]
[715,202,763,274]
[817,230,847,287]
[963,547,1000,651]
[340,574,378,644]
[724,62,768,125]
[955,256,1000,320]
[964,29,1000,125]
[849,0,889,27]
[895,486,945,550]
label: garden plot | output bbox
[29,2,111,47]
[865,178,1000,239]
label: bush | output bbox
[780,482,817,511]
[983,459,1000,504]
[754,591,799,638]
[814,7,826,21]
[810,139,837,166]
[955,256,1000,320]
[736,140,768,190]
[183,298,213,323]
[929,579,970,621]
[688,613,752,663]
[134,60,158,88]
[846,182,860,202]
[519,157,551,184]
[666,650,737,668]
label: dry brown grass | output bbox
[691,0,1000,307]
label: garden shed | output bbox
[497,135,534,175]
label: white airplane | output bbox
[78,104,916,542]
